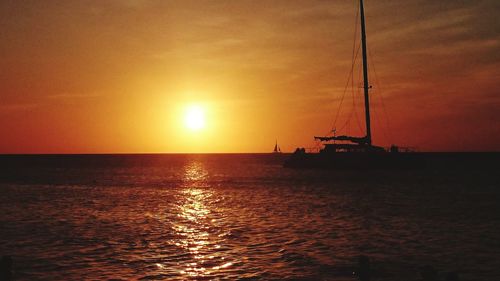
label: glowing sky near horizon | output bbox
[0,0,499,153]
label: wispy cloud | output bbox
[46,92,101,100]
[0,103,39,114]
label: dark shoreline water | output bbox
[1,154,499,280]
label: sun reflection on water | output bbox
[166,160,234,278]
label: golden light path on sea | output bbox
[166,161,234,278]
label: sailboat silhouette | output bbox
[284,0,421,169]
[273,140,281,154]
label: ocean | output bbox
[0,154,499,280]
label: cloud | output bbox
[47,92,101,100]
[0,103,39,114]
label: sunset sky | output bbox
[1,0,499,153]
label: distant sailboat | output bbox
[273,140,282,153]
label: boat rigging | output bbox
[313,0,384,153]
[284,0,421,169]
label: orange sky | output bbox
[1,0,499,153]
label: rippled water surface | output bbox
[1,154,499,280]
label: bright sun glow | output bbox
[184,105,205,131]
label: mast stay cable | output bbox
[327,2,360,136]
[368,47,394,144]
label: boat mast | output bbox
[360,0,372,146]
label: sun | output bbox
[184,105,205,131]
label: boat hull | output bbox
[283,152,499,170]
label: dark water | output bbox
[0,154,499,280]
